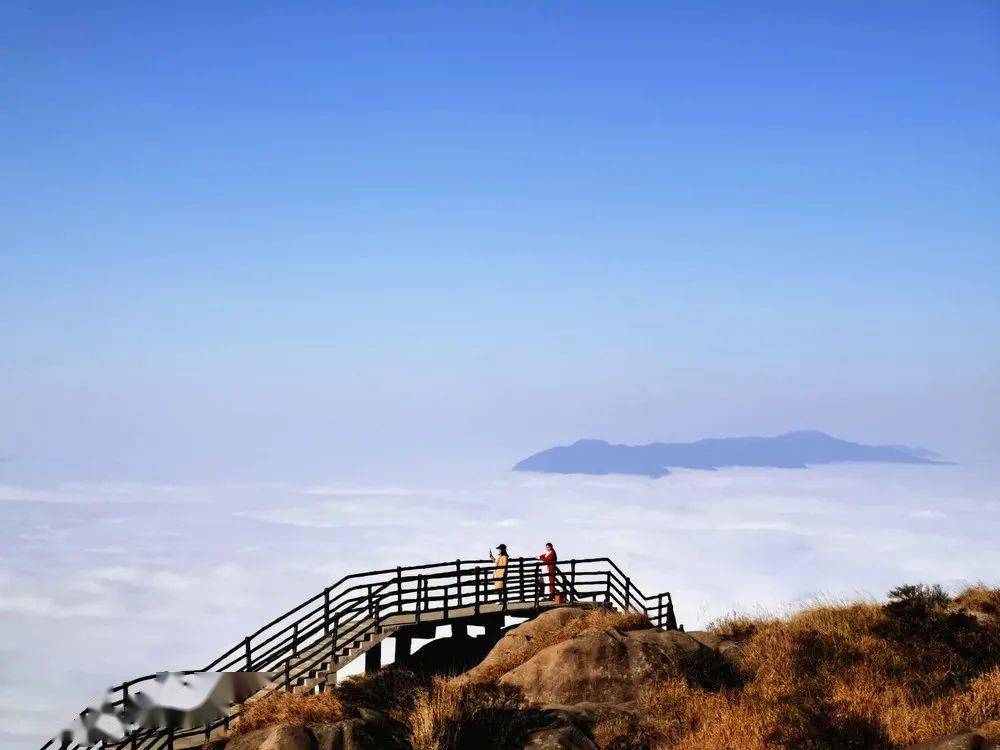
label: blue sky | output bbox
[2,1,998,481]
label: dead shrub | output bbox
[335,667,430,721]
[708,612,768,641]
[410,678,556,750]
[953,585,1000,619]
[676,642,744,691]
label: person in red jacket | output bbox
[538,542,563,603]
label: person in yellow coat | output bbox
[490,544,509,597]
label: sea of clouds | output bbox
[2,462,999,749]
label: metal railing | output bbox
[43,556,676,750]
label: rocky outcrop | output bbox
[523,725,598,750]
[313,708,410,750]
[499,626,711,705]
[908,730,999,750]
[684,629,743,667]
[542,701,638,732]
[461,607,590,682]
[219,709,409,750]
[216,602,997,750]
[225,724,314,750]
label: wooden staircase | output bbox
[43,557,677,750]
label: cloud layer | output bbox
[2,463,998,749]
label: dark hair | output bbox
[545,542,554,548]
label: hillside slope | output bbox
[218,584,999,750]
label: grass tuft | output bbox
[233,691,344,736]
[335,668,430,721]
[410,678,556,750]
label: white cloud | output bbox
[2,463,999,750]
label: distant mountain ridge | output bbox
[513,430,944,478]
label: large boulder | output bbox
[461,608,591,682]
[311,708,409,750]
[499,627,706,705]
[225,724,314,750]
[221,709,409,750]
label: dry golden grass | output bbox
[232,691,344,735]
[334,668,430,722]
[410,678,460,750]
[593,714,660,750]
[230,588,1000,748]
[409,677,555,750]
[467,607,651,683]
[980,719,1000,741]
[953,585,1000,618]
[590,585,1000,749]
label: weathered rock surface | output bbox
[312,708,409,750]
[461,607,590,682]
[523,724,599,750]
[684,630,743,667]
[542,701,638,731]
[220,709,409,750]
[499,626,709,704]
[225,724,314,750]
[908,730,997,750]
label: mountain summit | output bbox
[513,431,943,478]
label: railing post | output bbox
[658,593,664,628]
[284,657,291,691]
[605,571,611,604]
[475,567,481,614]
[244,636,252,670]
[396,566,403,613]
[374,592,381,631]
[570,560,577,602]
[367,584,374,618]
[444,585,450,619]
[455,559,462,607]
[416,575,423,623]
[624,577,631,611]
[168,727,174,750]
[666,593,678,631]
[292,621,299,655]
[518,557,525,602]
[534,565,540,608]
[332,612,340,663]
[324,587,330,634]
